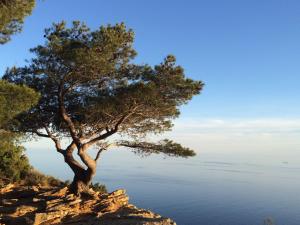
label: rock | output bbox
[1,198,18,205]
[0,183,14,194]
[14,205,39,217]
[32,198,42,203]
[33,211,67,225]
[31,186,39,192]
[96,189,129,215]
[0,184,176,225]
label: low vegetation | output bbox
[21,169,63,187]
[90,182,108,193]
[0,133,30,183]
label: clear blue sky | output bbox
[1,0,300,120]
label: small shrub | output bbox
[64,179,71,186]
[90,182,107,193]
[23,169,63,187]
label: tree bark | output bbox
[63,144,97,196]
[69,169,94,196]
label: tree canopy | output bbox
[0,0,35,44]
[3,21,203,193]
[4,21,203,157]
[0,80,39,129]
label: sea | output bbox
[26,146,300,225]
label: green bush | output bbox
[90,182,107,193]
[0,80,39,184]
[0,132,31,182]
[23,169,63,187]
[0,132,62,187]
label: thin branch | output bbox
[43,125,64,153]
[62,80,79,95]
[84,108,138,148]
[94,148,105,161]
[94,143,117,161]
[84,128,115,148]
[32,130,50,138]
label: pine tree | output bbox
[4,21,203,195]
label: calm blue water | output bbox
[26,147,300,225]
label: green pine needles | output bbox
[0,0,35,44]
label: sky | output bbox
[1,0,300,154]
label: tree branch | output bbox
[64,142,85,174]
[94,148,105,161]
[78,145,96,174]
[58,81,81,147]
[118,139,196,158]
[84,108,137,148]
[43,125,64,153]
[32,130,50,138]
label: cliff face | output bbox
[0,184,176,225]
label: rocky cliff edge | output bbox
[0,184,176,225]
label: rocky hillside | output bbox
[0,184,176,225]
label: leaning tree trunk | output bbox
[70,168,95,196]
[62,144,97,196]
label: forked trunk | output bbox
[62,145,97,196]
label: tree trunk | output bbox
[62,144,97,196]
[70,169,94,196]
